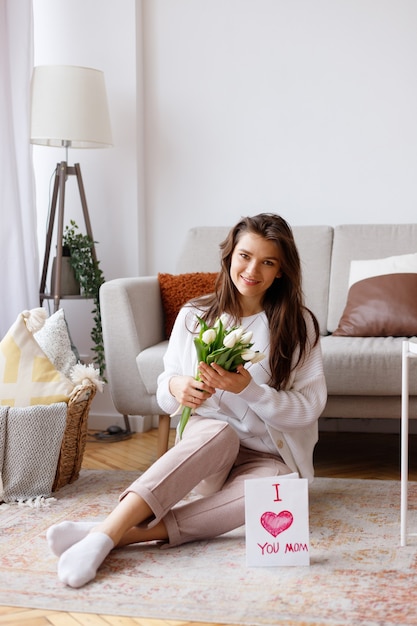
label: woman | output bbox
[47,213,327,588]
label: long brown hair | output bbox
[193,213,320,390]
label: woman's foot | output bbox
[46,521,98,556]
[57,532,114,588]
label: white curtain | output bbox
[0,0,38,338]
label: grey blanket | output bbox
[0,403,67,502]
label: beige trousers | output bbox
[120,416,290,547]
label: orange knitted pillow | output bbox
[158,272,218,338]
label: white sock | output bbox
[58,532,114,588]
[46,521,98,556]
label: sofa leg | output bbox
[157,414,171,457]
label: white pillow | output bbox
[35,309,79,378]
[349,252,417,288]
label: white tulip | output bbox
[234,326,244,342]
[241,330,253,344]
[214,314,229,328]
[250,351,266,363]
[241,350,257,361]
[223,330,239,348]
[202,328,217,345]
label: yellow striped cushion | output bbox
[0,312,74,406]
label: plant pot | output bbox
[50,249,80,296]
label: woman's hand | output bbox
[169,375,215,409]
[198,361,252,394]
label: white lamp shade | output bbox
[30,65,113,148]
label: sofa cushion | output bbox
[292,225,333,335]
[334,250,417,337]
[333,274,417,337]
[348,252,417,287]
[158,272,218,338]
[321,335,417,395]
[174,225,334,336]
[141,335,417,403]
[327,224,417,333]
[175,227,230,274]
[136,340,169,395]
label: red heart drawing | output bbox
[260,510,293,537]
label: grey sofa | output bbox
[100,223,417,456]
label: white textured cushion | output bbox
[35,308,79,377]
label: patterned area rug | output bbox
[0,470,417,626]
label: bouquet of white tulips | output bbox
[175,315,265,438]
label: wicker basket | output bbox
[52,381,97,492]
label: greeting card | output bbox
[245,474,310,567]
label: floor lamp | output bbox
[30,64,113,311]
[31,65,131,442]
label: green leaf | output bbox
[194,337,208,363]
[63,221,106,379]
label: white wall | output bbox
[143,0,417,273]
[32,0,417,425]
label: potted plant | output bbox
[63,220,106,379]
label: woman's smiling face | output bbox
[230,231,282,315]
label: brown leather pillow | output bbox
[333,273,417,337]
[158,272,218,338]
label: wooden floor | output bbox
[0,427,416,626]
